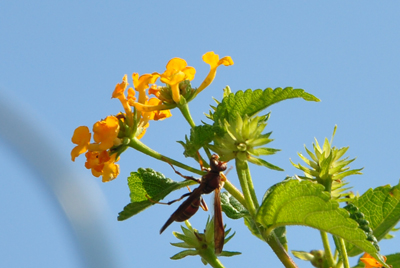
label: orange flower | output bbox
[112,75,131,116]
[146,98,172,121]
[71,115,123,182]
[71,126,91,161]
[85,151,120,182]
[148,84,161,98]
[127,87,136,103]
[160,58,196,103]
[133,72,160,104]
[360,253,387,268]
[197,51,234,94]
[132,52,232,113]
[101,153,120,182]
[91,116,120,151]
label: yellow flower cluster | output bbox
[71,51,233,182]
[71,117,121,182]
[131,51,233,112]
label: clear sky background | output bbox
[1,1,400,268]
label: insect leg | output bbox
[166,162,200,183]
[146,192,192,205]
[185,186,208,211]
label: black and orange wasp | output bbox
[158,154,227,254]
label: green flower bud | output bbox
[210,112,282,171]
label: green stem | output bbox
[259,227,299,268]
[333,249,338,260]
[334,260,343,268]
[235,158,259,217]
[334,236,350,268]
[199,249,225,268]
[128,137,203,176]
[320,231,335,267]
[176,101,213,162]
[203,147,213,160]
[234,158,297,267]
[178,102,196,128]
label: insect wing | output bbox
[213,187,224,254]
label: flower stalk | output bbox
[320,231,335,267]
[177,101,196,128]
[235,158,258,217]
[334,236,350,268]
[128,137,203,176]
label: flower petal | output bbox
[165,58,188,71]
[92,116,120,150]
[112,74,128,99]
[197,52,233,93]
[71,126,91,161]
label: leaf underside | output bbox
[118,167,197,221]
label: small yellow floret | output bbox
[160,58,196,103]
[197,51,234,93]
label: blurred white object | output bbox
[0,90,121,268]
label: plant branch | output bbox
[320,231,335,267]
[259,227,299,268]
[333,236,350,268]
[128,137,204,175]
[235,158,259,217]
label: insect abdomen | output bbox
[175,198,201,222]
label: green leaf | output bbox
[248,147,280,156]
[177,124,225,158]
[247,156,284,171]
[386,253,400,268]
[346,181,400,256]
[220,192,249,219]
[210,87,320,123]
[291,250,314,261]
[218,251,242,257]
[117,168,197,221]
[170,242,192,249]
[256,179,383,262]
[170,250,198,260]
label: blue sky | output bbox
[1,1,400,267]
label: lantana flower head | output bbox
[71,52,231,182]
[71,116,122,182]
[72,71,173,182]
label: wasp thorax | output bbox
[210,154,227,172]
